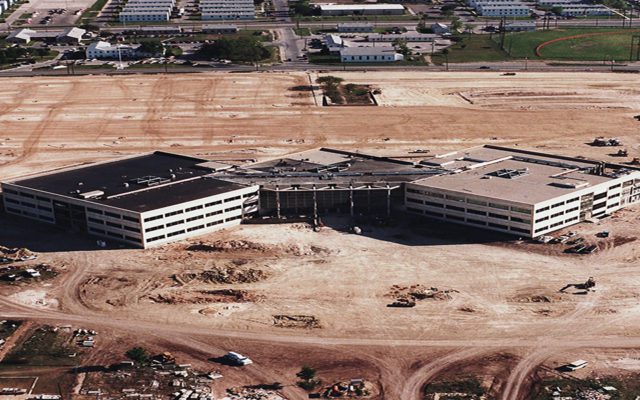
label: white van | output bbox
[225,352,253,366]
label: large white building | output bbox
[476,3,531,16]
[86,41,140,59]
[340,46,404,62]
[119,0,175,22]
[337,22,374,33]
[1,152,259,248]
[318,4,405,16]
[404,146,640,238]
[200,0,255,20]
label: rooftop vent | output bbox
[79,190,105,199]
[487,168,529,179]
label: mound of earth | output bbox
[148,289,261,304]
[511,293,561,303]
[186,240,270,253]
[177,264,271,284]
[0,246,36,262]
[273,314,321,329]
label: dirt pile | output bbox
[148,289,261,304]
[273,314,321,329]
[186,240,270,253]
[176,265,271,284]
[389,284,458,301]
[512,293,561,303]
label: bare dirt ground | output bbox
[2,71,640,399]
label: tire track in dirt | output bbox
[400,347,492,400]
[141,76,171,147]
[2,81,80,167]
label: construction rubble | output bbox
[272,315,321,329]
[0,246,37,263]
[176,265,271,285]
[387,284,458,308]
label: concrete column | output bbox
[313,185,318,220]
[276,186,281,219]
[387,185,391,216]
[349,185,354,217]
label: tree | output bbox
[138,39,164,56]
[125,347,149,363]
[296,366,317,381]
[551,5,563,15]
[441,3,456,15]
[393,38,410,57]
[296,366,320,391]
[197,37,270,62]
[450,17,463,32]
[464,23,474,34]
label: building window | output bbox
[186,215,204,222]
[185,205,203,212]
[5,198,19,204]
[205,200,222,207]
[446,205,465,212]
[407,207,423,213]
[165,210,183,217]
[187,225,205,232]
[225,205,242,212]
[535,216,549,223]
[106,221,122,228]
[124,226,140,233]
[537,206,550,212]
[550,211,564,218]
[167,229,186,237]
[166,220,183,227]
[224,195,241,203]
[147,235,165,242]
[145,225,164,232]
[489,222,508,230]
[226,215,241,222]
[511,206,531,215]
[551,202,564,208]
[489,212,509,220]
[511,216,530,224]
[123,215,138,223]
[406,197,423,204]
[425,201,444,208]
[489,202,509,210]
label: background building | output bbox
[318,4,405,16]
[340,47,404,62]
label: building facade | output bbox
[340,47,404,62]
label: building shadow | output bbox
[318,213,514,247]
[0,213,134,253]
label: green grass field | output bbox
[429,28,640,64]
[431,34,510,65]
[502,28,640,60]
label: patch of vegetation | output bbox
[296,366,321,391]
[79,0,110,24]
[125,347,150,364]
[2,326,77,366]
[294,27,311,36]
[197,36,272,63]
[290,0,320,17]
[0,46,58,69]
[424,378,485,396]
[431,34,510,64]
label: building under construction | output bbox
[2,146,640,247]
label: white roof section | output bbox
[340,46,400,56]
[411,146,635,205]
[318,3,404,10]
[59,27,86,40]
[7,28,36,41]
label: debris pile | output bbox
[0,246,37,263]
[177,265,271,285]
[273,315,321,329]
[0,263,56,283]
[387,284,458,307]
[186,240,269,253]
[224,387,286,400]
[322,379,372,398]
[592,137,621,147]
[148,289,261,304]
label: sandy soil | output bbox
[2,71,640,399]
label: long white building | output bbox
[1,152,259,248]
[318,4,405,16]
[476,3,531,16]
[404,146,640,238]
[200,0,255,20]
[340,47,404,62]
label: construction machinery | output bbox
[560,277,596,293]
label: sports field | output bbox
[431,28,640,63]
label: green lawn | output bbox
[294,27,311,36]
[501,27,640,60]
[431,34,510,64]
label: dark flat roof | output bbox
[12,152,248,213]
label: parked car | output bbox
[224,352,253,366]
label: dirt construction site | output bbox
[2,71,640,399]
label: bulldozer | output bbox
[560,277,596,293]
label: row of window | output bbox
[4,190,52,204]
[88,227,140,243]
[143,194,248,223]
[5,207,54,222]
[146,216,242,243]
[87,207,138,222]
[407,191,531,215]
[406,207,529,234]
[537,197,580,213]
[534,216,580,233]
[407,198,531,224]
